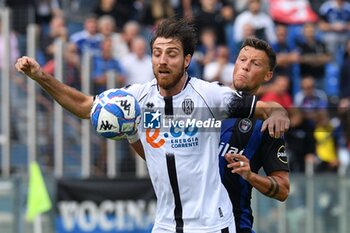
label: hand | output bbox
[225,153,252,180]
[15,56,42,80]
[261,109,290,138]
[126,129,140,144]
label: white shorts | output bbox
[152,221,236,233]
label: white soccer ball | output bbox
[90,89,141,140]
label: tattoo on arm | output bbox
[264,177,275,196]
[264,176,279,197]
[270,176,280,197]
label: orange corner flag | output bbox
[26,161,52,221]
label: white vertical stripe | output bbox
[54,39,64,177]
[81,51,92,178]
[248,95,257,118]
[1,8,11,177]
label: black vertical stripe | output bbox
[164,96,174,115]
[166,153,184,233]
[221,227,229,233]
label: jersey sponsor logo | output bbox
[146,128,165,148]
[277,145,288,163]
[238,118,252,133]
[146,127,199,149]
[182,98,194,115]
[218,142,245,158]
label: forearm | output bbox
[130,139,145,160]
[226,153,289,201]
[254,101,288,119]
[246,172,289,201]
[34,69,93,119]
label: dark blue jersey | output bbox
[219,118,289,233]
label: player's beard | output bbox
[154,63,185,90]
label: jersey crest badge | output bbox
[182,98,194,115]
[238,118,252,133]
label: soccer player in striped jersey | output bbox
[219,38,290,233]
[15,18,290,233]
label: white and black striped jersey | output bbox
[121,77,257,233]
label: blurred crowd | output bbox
[1,0,350,176]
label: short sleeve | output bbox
[261,133,290,174]
[226,91,257,119]
[200,80,257,120]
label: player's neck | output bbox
[159,73,188,97]
[247,85,260,95]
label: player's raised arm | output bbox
[254,100,290,138]
[224,90,289,138]
[15,56,93,119]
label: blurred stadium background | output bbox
[1,0,350,232]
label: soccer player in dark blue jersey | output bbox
[219,38,290,233]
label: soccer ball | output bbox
[90,89,141,140]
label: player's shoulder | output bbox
[260,126,286,144]
[122,79,157,100]
[189,77,232,92]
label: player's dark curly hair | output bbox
[240,37,277,72]
[150,17,198,57]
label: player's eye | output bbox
[168,51,178,57]
[153,51,161,57]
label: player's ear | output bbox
[264,71,273,82]
[184,54,191,69]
